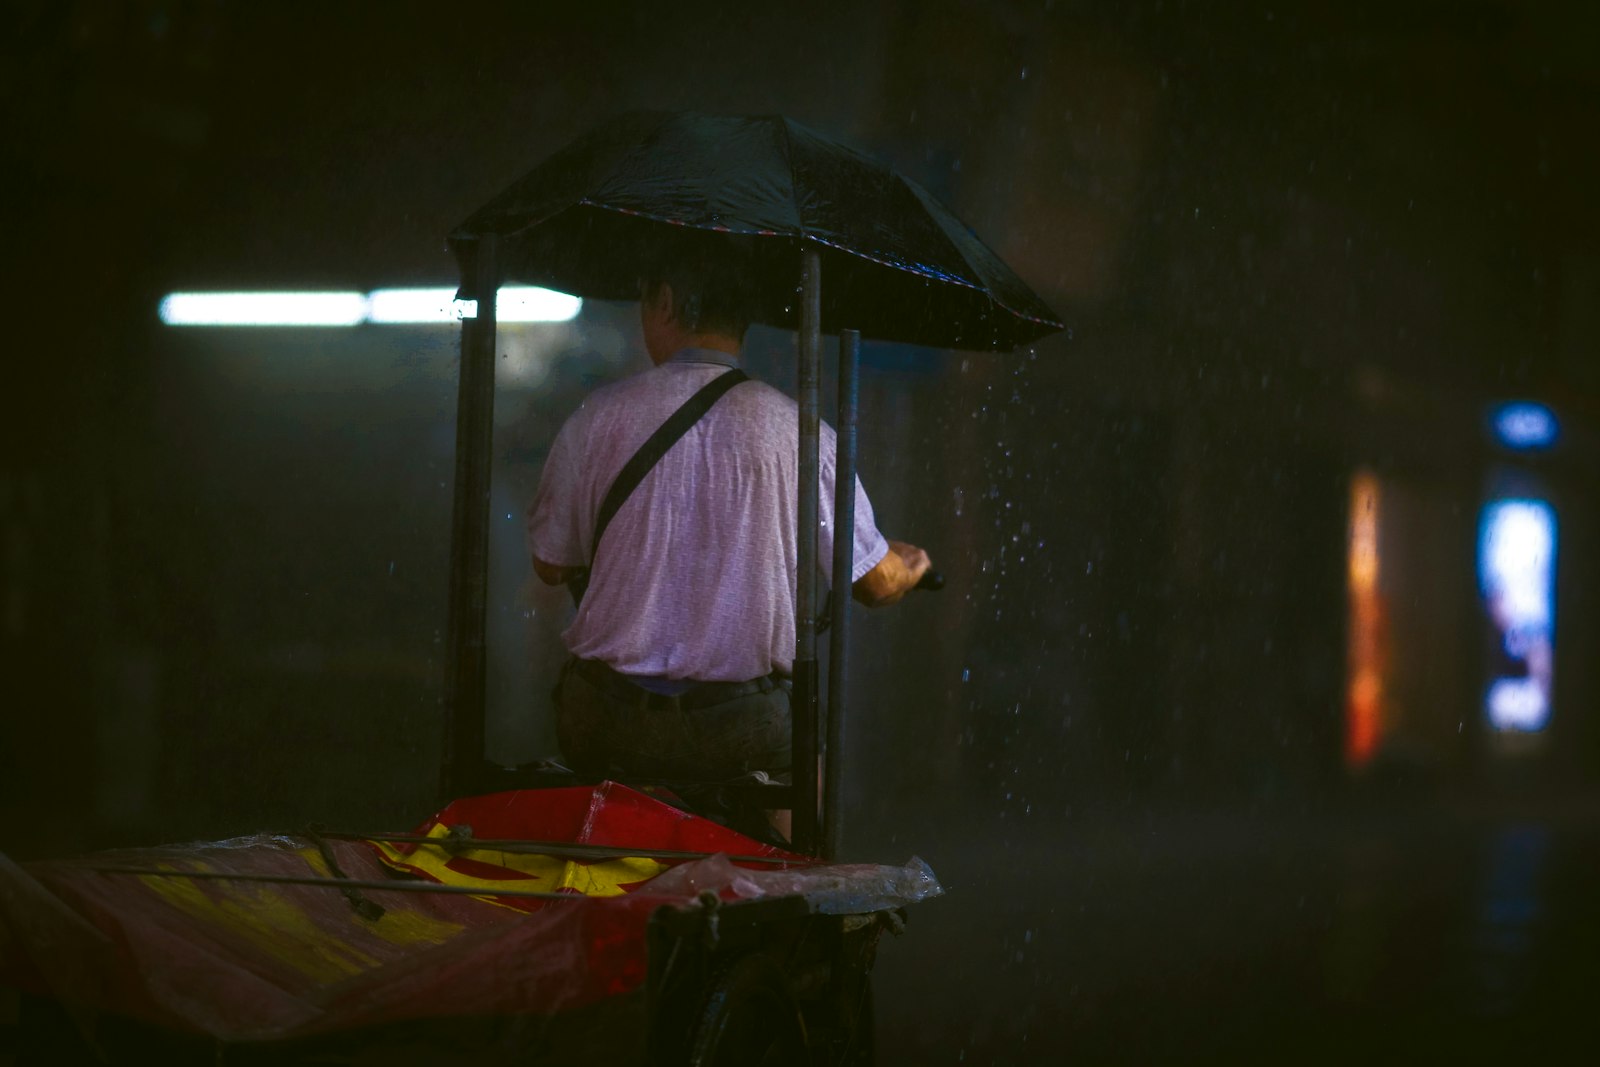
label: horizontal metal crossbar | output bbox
[325,831,804,867]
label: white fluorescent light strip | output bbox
[160,287,582,327]
[159,291,369,327]
[365,288,461,324]
[495,287,582,323]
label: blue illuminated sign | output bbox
[1478,498,1557,732]
[1491,402,1559,450]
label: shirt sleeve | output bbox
[818,424,890,587]
[527,412,589,568]
[846,472,891,584]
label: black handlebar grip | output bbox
[916,570,946,592]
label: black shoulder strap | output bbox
[590,368,749,563]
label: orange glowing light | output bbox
[1345,472,1386,769]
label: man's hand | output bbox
[852,539,932,608]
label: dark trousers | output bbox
[554,658,793,782]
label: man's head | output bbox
[638,244,756,362]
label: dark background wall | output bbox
[5,1,1599,1060]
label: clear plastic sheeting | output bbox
[649,853,943,915]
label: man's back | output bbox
[528,351,887,682]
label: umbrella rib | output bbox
[573,199,785,237]
[777,116,1060,334]
[805,230,1060,328]
[778,116,807,246]
[893,175,1062,331]
[469,111,676,246]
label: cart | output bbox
[1,111,1059,1064]
[1,782,938,1064]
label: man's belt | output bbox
[571,658,791,712]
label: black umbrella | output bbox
[440,111,1063,856]
[448,110,1062,352]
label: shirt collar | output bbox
[667,346,741,370]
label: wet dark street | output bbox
[862,790,1600,1063]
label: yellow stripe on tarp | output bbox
[295,846,466,948]
[133,851,474,985]
[137,862,380,984]
[371,825,668,900]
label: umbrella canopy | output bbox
[448,110,1062,352]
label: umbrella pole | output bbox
[823,328,861,861]
[793,247,822,854]
[440,233,500,802]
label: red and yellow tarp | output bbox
[0,783,807,1043]
[367,784,792,911]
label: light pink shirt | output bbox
[527,351,889,681]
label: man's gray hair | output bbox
[639,241,758,339]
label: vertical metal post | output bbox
[823,328,860,860]
[440,234,500,802]
[793,246,822,854]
